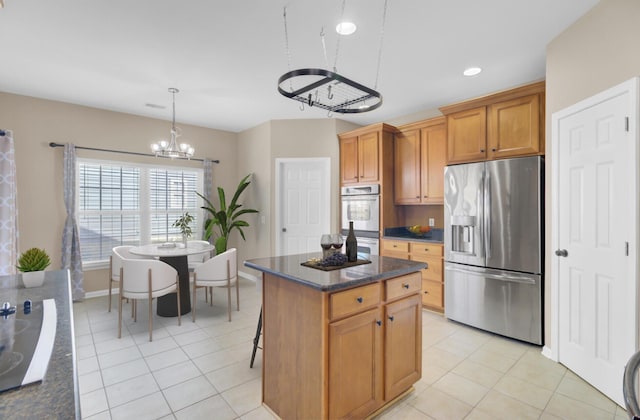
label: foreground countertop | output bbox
[0,270,79,420]
[244,253,426,292]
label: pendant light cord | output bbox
[283,7,294,91]
[374,0,389,89]
[332,0,347,73]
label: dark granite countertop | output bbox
[0,270,79,420]
[383,227,444,243]
[244,253,426,292]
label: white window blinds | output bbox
[77,159,203,265]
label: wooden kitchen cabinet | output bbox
[394,117,446,204]
[380,239,445,312]
[329,307,384,419]
[440,81,545,164]
[328,272,422,418]
[339,123,397,186]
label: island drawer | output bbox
[386,272,421,301]
[330,283,381,320]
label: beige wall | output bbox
[236,118,362,278]
[545,0,640,349]
[0,92,238,293]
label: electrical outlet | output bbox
[428,218,435,227]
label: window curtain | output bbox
[0,130,18,275]
[62,144,85,300]
[203,159,213,242]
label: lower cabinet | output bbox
[381,239,444,312]
[262,271,422,420]
[328,273,422,419]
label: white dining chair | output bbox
[192,248,238,322]
[109,246,153,312]
[118,258,181,341]
[187,240,214,302]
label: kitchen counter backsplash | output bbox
[384,227,444,243]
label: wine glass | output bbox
[320,234,332,258]
[331,233,343,253]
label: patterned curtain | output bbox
[203,158,213,242]
[62,144,85,300]
[0,130,18,275]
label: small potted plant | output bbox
[17,247,51,287]
[172,212,194,246]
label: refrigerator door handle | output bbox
[445,266,537,285]
[484,169,491,259]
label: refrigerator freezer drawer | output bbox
[444,263,542,345]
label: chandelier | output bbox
[151,88,194,159]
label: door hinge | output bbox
[626,242,629,256]
[625,117,629,132]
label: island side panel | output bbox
[262,273,328,419]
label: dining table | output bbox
[129,241,214,317]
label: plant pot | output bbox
[21,271,45,288]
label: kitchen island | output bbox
[244,253,426,419]
[0,270,79,420]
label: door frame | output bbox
[275,157,331,256]
[548,77,639,362]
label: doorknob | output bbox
[282,228,287,232]
[555,249,568,257]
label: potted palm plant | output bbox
[198,174,258,254]
[17,247,51,287]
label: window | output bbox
[77,159,204,267]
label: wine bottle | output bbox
[345,221,358,262]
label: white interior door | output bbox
[276,158,330,256]
[554,79,638,407]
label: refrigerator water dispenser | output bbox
[450,215,476,255]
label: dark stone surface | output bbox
[0,270,79,420]
[383,227,444,243]
[244,253,426,292]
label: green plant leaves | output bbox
[17,248,51,272]
[197,173,259,253]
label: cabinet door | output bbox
[422,279,443,309]
[340,136,359,185]
[358,131,380,183]
[329,308,384,419]
[488,94,541,159]
[394,130,421,204]
[421,123,446,204]
[384,294,422,400]
[446,107,487,164]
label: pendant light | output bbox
[151,88,194,159]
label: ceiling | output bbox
[0,0,599,133]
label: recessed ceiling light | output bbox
[463,67,482,77]
[336,21,357,35]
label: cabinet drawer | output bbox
[382,240,409,254]
[386,272,421,302]
[410,242,443,257]
[411,255,443,282]
[330,283,381,321]
[422,279,443,310]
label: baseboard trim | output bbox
[541,345,557,361]
[239,270,258,283]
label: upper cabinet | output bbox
[440,81,545,164]
[339,123,396,186]
[394,117,446,205]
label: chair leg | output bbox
[108,280,113,312]
[118,292,123,339]
[176,274,182,327]
[236,279,240,311]
[192,274,197,323]
[227,285,232,322]
[148,270,153,342]
[209,287,213,306]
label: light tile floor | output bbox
[74,278,628,420]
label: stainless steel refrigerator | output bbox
[444,156,543,345]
